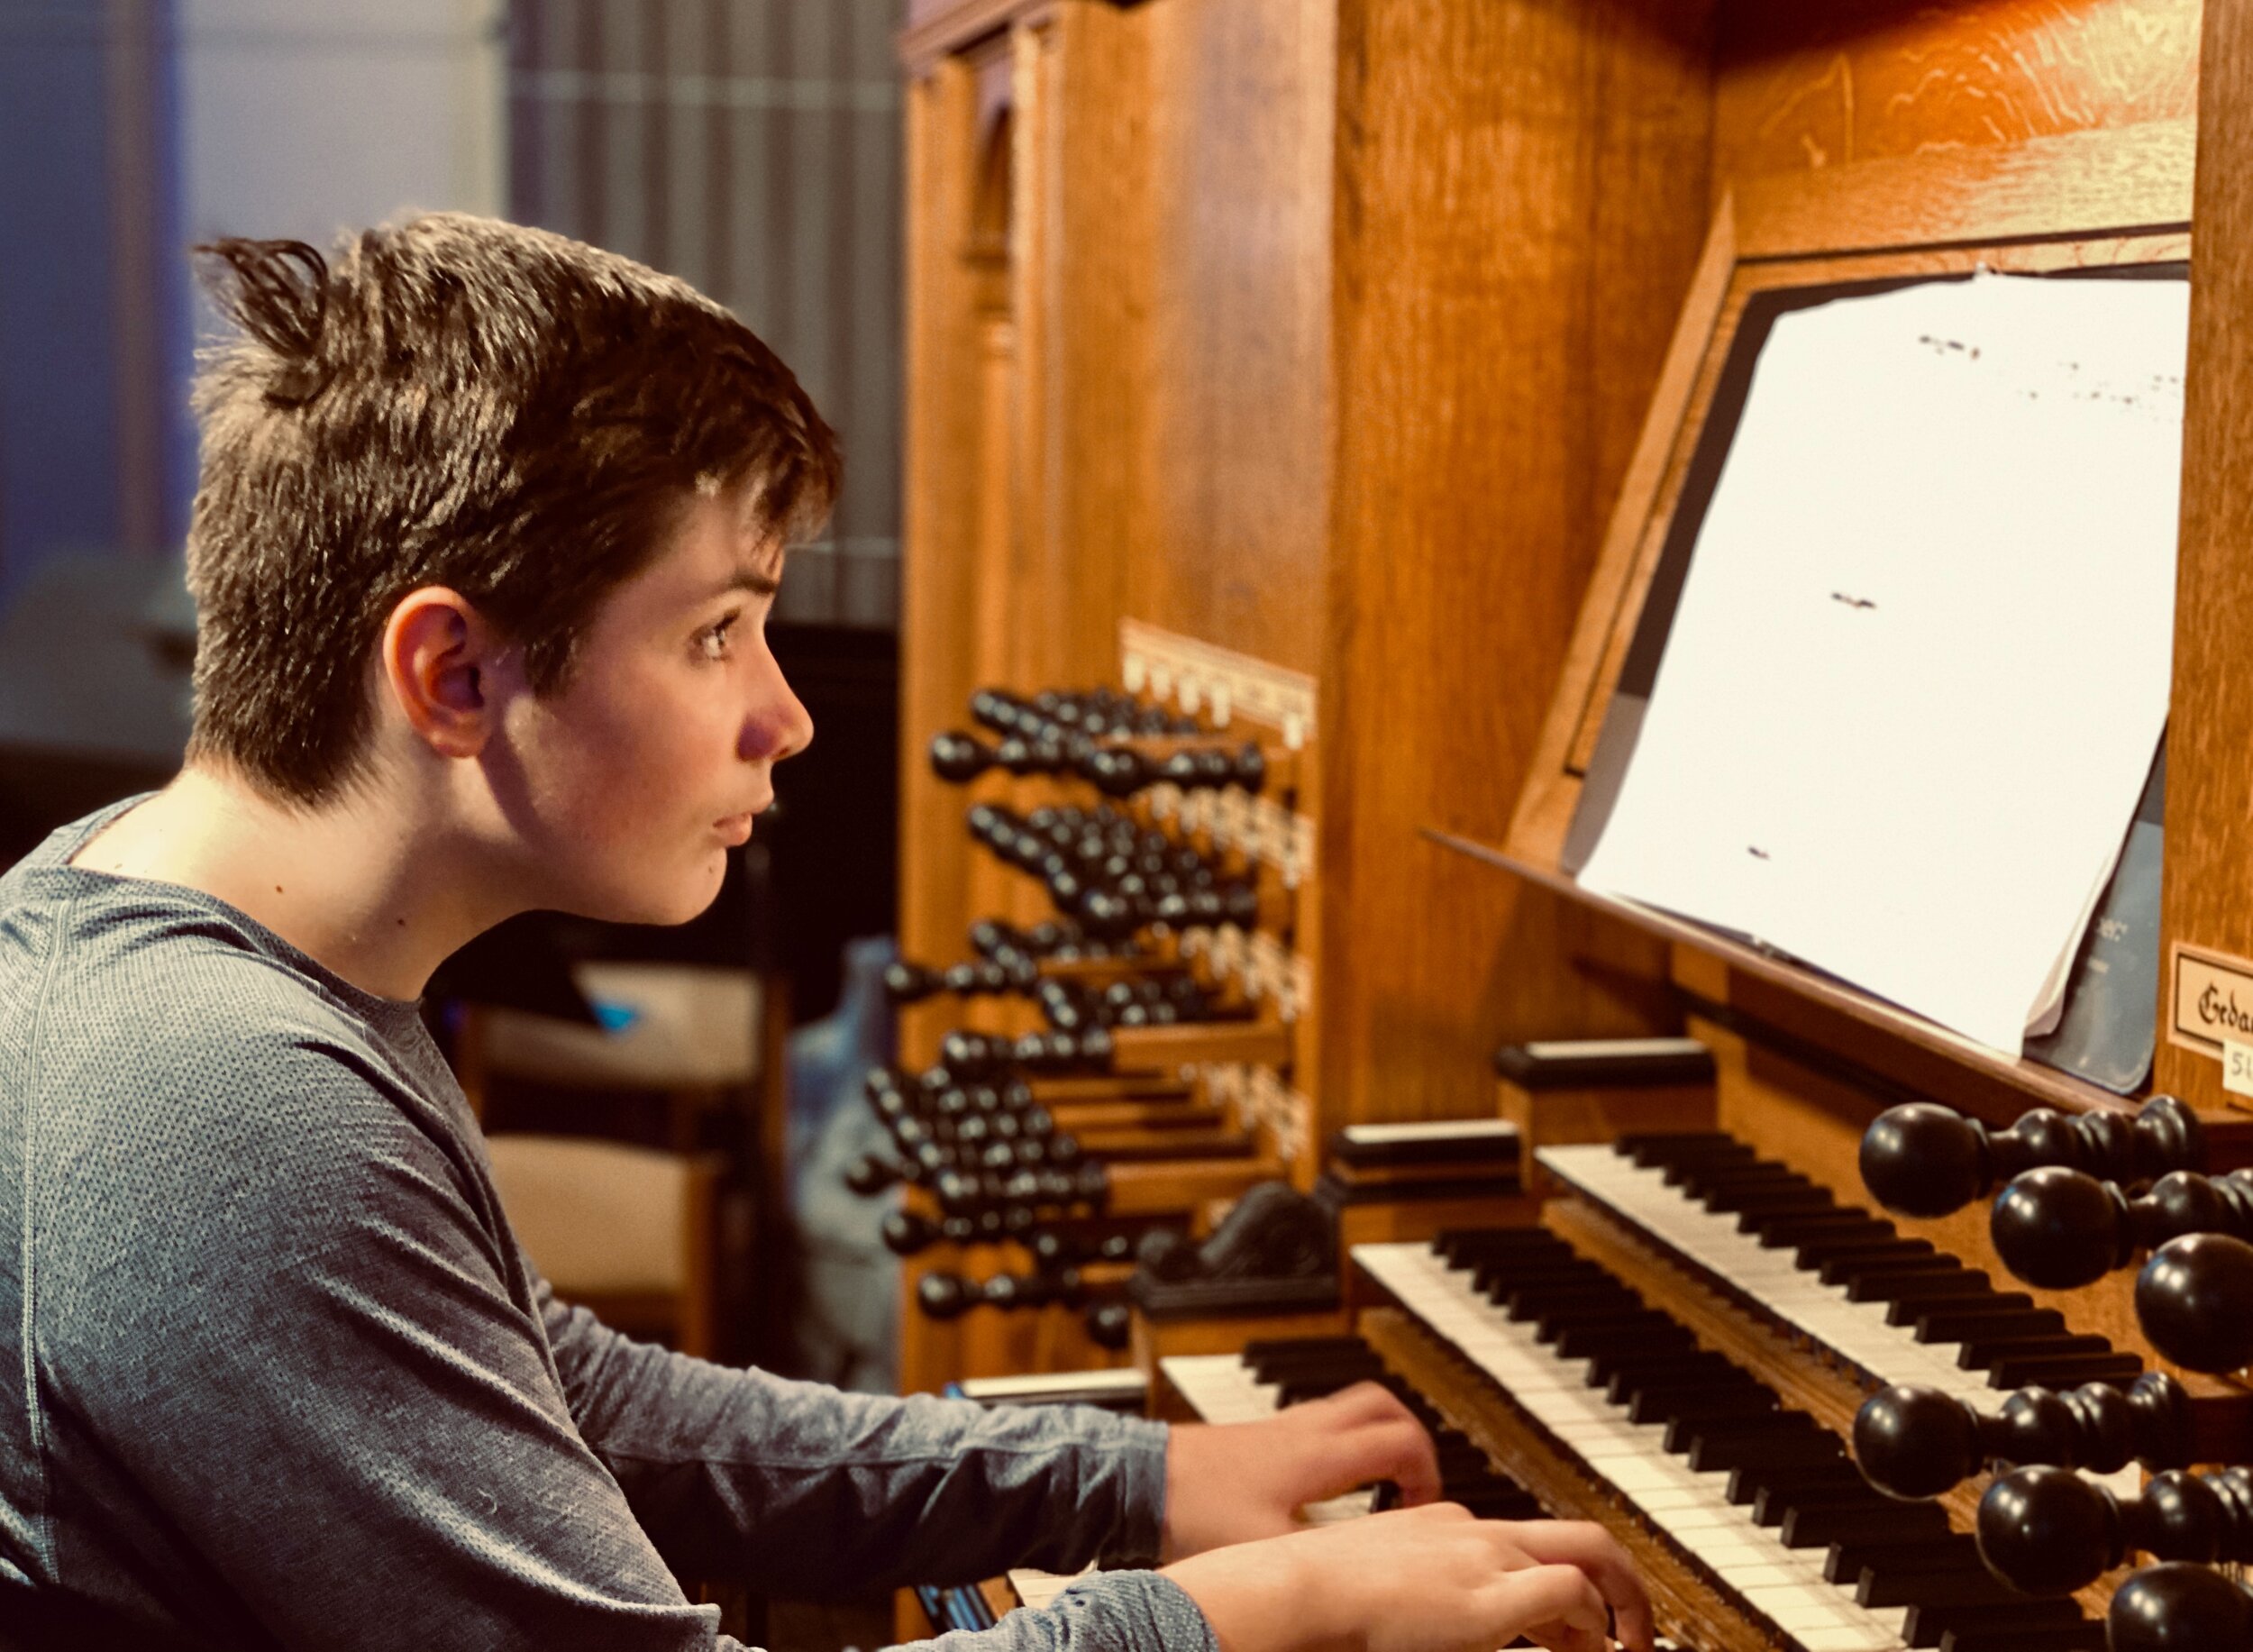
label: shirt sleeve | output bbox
[540,1288,1172,1593]
[887,1574,1220,1652]
[33,1023,745,1652]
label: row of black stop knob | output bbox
[1861,1094,2253,1375]
[887,955,1221,1033]
[914,1270,1136,1350]
[968,801,1260,940]
[971,685,1192,744]
[937,684,1269,799]
[849,1065,1108,1219]
[933,727,1267,799]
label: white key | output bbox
[1161,1354,1282,1424]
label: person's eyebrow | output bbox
[707,562,783,601]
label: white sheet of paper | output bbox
[1577,272,2184,1054]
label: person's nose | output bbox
[742,651,814,763]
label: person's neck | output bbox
[68,763,524,1000]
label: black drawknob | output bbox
[980,1273,1033,1310]
[1990,1166,2133,1289]
[1854,1383,1984,1501]
[880,1209,941,1257]
[1861,1096,2204,1221]
[916,1273,974,1320]
[1085,1300,1131,1350]
[2139,1234,2253,1373]
[998,737,1064,777]
[1995,1166,2253,1291]
[2110,1563,2253,1652]
[1976,1465,2122,1595]
[1080,746,1147,797]
[1074,886,1139,940]
[934,1170,983,1218]
[930,730,997,783]
[844,1154,905,1197]
[883,961,944,1004]
[941,960,1016,996]
[968,688,1027,733]
[1978,1465,2253,1596]
[1073,1160,1109,1209]
[1856,1373,2196,1501]
[939,1030,1009,1080]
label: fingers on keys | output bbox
[1312,1380,1444,1507]
[1493,1520,1655,1652]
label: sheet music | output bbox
[1578,272,2185,1054]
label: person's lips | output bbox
[715,809,761,844]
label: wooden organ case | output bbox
[891,0,2253,1645]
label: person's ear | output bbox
[380,588,503,759]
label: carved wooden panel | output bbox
[1714,0,2201,187]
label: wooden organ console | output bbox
[891,0,2253,1644]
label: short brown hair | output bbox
[185,212,840,803]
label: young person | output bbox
[0,214,1652,1652]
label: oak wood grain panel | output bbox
[1737,117,2195,257]
[1713,0,2201,189]
[1028,3,1149,688]
[1313,0,1714,1132]
[2156,0,2253,1112]
[1126,0,1336,674]
[899,60,989,1070]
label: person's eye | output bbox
[697,612,741,662]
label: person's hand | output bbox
[1162,1504,1656,1652]
[1162,1381,1443,1560]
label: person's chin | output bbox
[570,861,727,928]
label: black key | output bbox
[1683,1424,1843,1474]
[1706,1182,1837,1218]
[1752,1209,1889,1242]
[1823,1534,1979,1585]
[1815,1242,1943,1283]
[1912,1304,2063,1345]
[1954,1331,2112,1372]
[1932,1625,2106,1652]
[1781,1500,1951,1548]
[1501,1281,1645,1319]
[1856,1564,2026,1610]
[1587,1342,1733,1388]
[1627,1384,1778,1427]
[1242,1335,1373,1361]
[1603,1355,1751,1401]
[1902,1597,2091,1648]
[1555,1319,1696,1361]
[1531,1301,1665,1337]
[1750,1478,1882,1527]
[1889,1291,2037,1330]
[1844,1266,1994,1306]
[1984,1349,2141,1389]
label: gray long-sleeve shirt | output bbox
[0,803,1218,1652]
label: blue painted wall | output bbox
[0,0,187,610]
